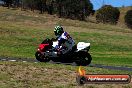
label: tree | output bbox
[96,5,120,24]
[125,9,132,29]
[3,0,13,8]
[55,0,93,20]
[2,0,93,21]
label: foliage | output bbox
[55,0,93,20]
[96,5,120,24]
[2,0,93,20]
[125,9,132,29]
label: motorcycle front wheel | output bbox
[35,51,50,62]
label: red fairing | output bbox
[38,44,49,51]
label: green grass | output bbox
[0,61,132,88]
[0,7,132,67]
[0,7,132,88]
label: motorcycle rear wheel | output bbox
[75,52,92,66]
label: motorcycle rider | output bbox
[54,25,75,55]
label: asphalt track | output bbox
[0,57,132,71]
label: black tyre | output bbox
[76,75,87,85]
[75,52,92,66]
[35,52,50,62]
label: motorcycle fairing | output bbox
[77,42,90,51]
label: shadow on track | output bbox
[0,57,132,71]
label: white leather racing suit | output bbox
[55,32,75,54]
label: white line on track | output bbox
[9,60,17,62]
[1,59,7,61]
[22,61,27,62]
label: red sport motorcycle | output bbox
[35,38,92,66]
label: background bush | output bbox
[96,5,120,24]
[125,9,132,29]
